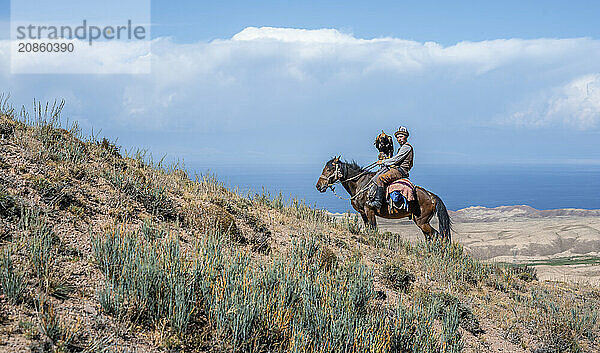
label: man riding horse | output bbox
[367,126,413,210]
[316,125,452,241]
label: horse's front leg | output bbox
[360,212,369,226]
[365,207,377,229]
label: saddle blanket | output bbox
[386,178,416,202]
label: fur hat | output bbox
[394,126,409,137]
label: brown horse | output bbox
[316,156,452,241]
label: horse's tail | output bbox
[433,194,452,241]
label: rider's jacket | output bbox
[381,143,413,174]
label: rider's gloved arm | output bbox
[381,144,411,167]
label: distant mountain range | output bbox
[450,205,600,223]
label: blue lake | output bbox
[189,163,600,213]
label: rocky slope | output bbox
[1,100,599,353]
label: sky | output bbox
[148,1,600,44]
[1,0,600,172]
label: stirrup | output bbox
[367,199,382,209]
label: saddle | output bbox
[386,178,417,213]
[386,178,416,201]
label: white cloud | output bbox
[547,74,600,129]
[505,74,600,129]
[3,27,598,79]
[232,27,357,43]
[1,27,600,134]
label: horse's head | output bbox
[316,156,343,192]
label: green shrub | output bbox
[98,137,121,158]
[532,323,581,353]
[526,288,598,352]
[37,125,88,164]
[92,228,195,334]
[253,190,337,226]
[191,236,462,352]
[339,213,362,235]
[0,247,26,303]
[140,219,166,240]
[0,185,20,220]
[92,226,485,351]
[31,176,77,209]
[441,304,464,353]
[20,208,58,289]
[194,237,380,351]
[26,99,88,165]
[0,93,16,119]
[105,168,177,221]
[26,217,56,284]
[418,240,492,286]
[36,296,62,343]
[381,261,415,293]
[509,265,538,282]
[35,295,80,350]
[430,292,482,335]
[390,297,464,353]
[288,198,337,225]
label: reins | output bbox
[342,161,378,182]
[329,183,372,201]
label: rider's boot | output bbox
[367,186,385,210]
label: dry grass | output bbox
[0,96,599,352]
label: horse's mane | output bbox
[328,156,373,179]
[342,159,372,178]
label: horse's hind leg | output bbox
[414,221,435,241]
[413,205,438,241]
[413,190,440,241]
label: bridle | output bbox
[318,161,344,188]
[318,160,378,200]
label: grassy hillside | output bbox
[1,97,599,352]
